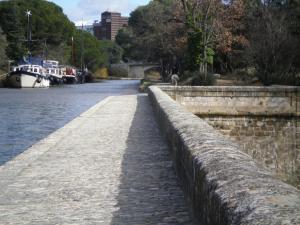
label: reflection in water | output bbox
[0,80,139,165]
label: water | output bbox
[0,80,139,165]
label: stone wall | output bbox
[201,115,298,187]
[128,65,144,79]
[148,86,300,225]
[163,86,299,116]
[162,86,300,188]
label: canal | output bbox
[0,80,139,165]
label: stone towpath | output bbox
[0,94,192,225]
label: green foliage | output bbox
[186,31,214,72]
[0,0,75,61]
[206,47,214,65]
[183,70,216,86]
[0,27,8,68]
[99,40,123,64]
[187,32,202,71]
[0,1,25,60]
[117,0,187,80]
[0,0,123,72]
[116,28,142,61]
[73,30,104,72]
[46,43,72,66]
[73,30,122,72]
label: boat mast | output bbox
[43,39,48,61]
[26,10,32,60]
[80,20,84,72]
[71,36,76,65]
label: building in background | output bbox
[93,20,102,40]
[93,11,128,41]
[75,11,128,41]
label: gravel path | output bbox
[0,94,192,225]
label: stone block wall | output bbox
[148,86,300,225]
[162,86,300,188]
[201,115,298,187]
[163,86,299,116]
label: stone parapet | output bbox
[162,86,300,116]
[148,85,300,225]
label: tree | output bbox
[289,0,300,74]
[0,26,8,68]
[0,1,25,60]
[117,0,187,80]
[116,27,146,62]
[99,40,123,64]
[180,0,247,78]
[245,0,299,85]
[0,0,75,61]
[73,30,122,72]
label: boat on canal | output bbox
[61,66,78,84]
[6,10,50,88]
[43,60,63,85]
[7,57,50,88]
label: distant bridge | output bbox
[128,63,160,79]
[111,63,161,79]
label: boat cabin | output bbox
[13,65,43,75]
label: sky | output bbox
[49,0,150,26]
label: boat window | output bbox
[34,68,38,73]
[21,66,29,71]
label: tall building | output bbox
[93,20,102,39]
[93,11,128,41]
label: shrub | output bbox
[93,67,109,79]
[183,70,216,86]
[108,66,128,77]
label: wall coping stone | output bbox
[160,85,300,117]
[160,85,300,92]
[148,85,300,225]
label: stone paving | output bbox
[0,94,192,225]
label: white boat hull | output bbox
[7,73,50,88]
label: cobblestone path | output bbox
[0,94,192,225]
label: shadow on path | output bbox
[110,95,192,225]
